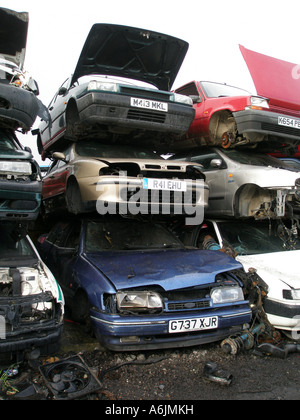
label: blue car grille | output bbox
[167,299,211,312]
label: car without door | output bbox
[37,217,252,351]
[170,147,300,220]
[35,24,195,159]
[0,222,64,361]
[173,45,300,152]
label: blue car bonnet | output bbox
[84,249,242,291]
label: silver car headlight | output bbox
[283,289,300,300]
[116,291,163,312]
[173,93,193,106]
[88,80,118,93]
[249,96,269,109]
[0,161,32,175]
[211,286,244,304]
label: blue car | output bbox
[37,217,252,351]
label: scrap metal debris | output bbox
[203,361,233,386]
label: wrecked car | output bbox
[173,45,300,151]
[35,23,195,158]
[169,147,300,220]
[0,128,42,221]
[0,222,64,362]
[192,219,300,338]
[37,217,252,351]
[41,141,208,217]
[0,7,49,132]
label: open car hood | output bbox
[71,24,189,91]
[239,45,300,110]
[85,249,242,291]
[0,7,28,69]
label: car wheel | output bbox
[66,178,84,214]
[65,101,80,140]
[71,290,93,335]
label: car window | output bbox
[85,220,183,252]
[0,131,18,150]
[175,82,201,100]
[200,81,250,98]
[169,150,226,170]
[46,223,70,246]
[0,224,36,260]
[75,141,161,159]
[222,149,296,169]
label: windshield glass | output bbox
[217,220,300,255]
[85,220,183,252]
[201,81,250,98]
[76,141,161,160]
[0,130,18,150]
[221,149,299,170]
[0,223,36,262]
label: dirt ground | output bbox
[1,317,300,404]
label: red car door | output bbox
[42,160,69,199]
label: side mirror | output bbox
[52,151,68,162]
[58,86,68,96]
[210,158,222,169]
[189,95,202,104]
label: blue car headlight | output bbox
[211,286,244,304]
[116,291,163,313]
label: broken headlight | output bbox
[173,93,193,106]
[211,286,244,304]
[249,96,269,109]
[0,161,32,175]
[116,291,163,313]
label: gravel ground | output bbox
[1,319,300,403]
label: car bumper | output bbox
[233,109,300,142]
[0,179,41,220]
[76,91,195,135]
[79,176,209,217]
[90,304,252,351]
[264,298,300,331]
[0,83,40,132]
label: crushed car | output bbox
[36,217,252,352]
[0,222,64,362]
[169,147,300,220]
[35,23,195,159]
[0,7,49,132]
[0,128,42,221]
[191,218,300,339]
[173,45,300,151]
[41,141,208,217]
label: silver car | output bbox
[170,147,300,219]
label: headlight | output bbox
[173,93,193,106]
[283,289,300,300]
[88,80,118,93]
[0,161,32,175]
[211,286,244,304]
[116,291,163,313]
[249,96,269,109]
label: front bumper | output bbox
[76,91,195,135]
[264,298,300,331]
[90,304,252,351]
[233,109,300,142]
[0,179,41,220]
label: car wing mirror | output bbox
[189,95,202,104]
[210,159,222,169]
[52,151,68,162]
[58,86,68,96]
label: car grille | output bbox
[167,300,211,311]
[261,122,300,137]
[120,86,171,102]
[127,108,166,123]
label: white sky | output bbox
[2,0,300,163]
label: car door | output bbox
[190,151,228,215]
[42,158,69,200]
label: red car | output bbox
[174,45,300,153]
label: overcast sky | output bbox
[2,0,300,163]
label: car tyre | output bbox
[66,178,84,214]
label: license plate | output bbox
[169,316,218,333]
[278,116,300,130]
[143,178,187,192]
[131,97,168,112]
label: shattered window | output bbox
[0,223,36,260]
[0,130,17,150]
[85,220,183,252]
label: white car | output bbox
[192,218,300,338]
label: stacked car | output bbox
[169,45,300,339]
[35,23,255,352]
[0,8,64,362]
